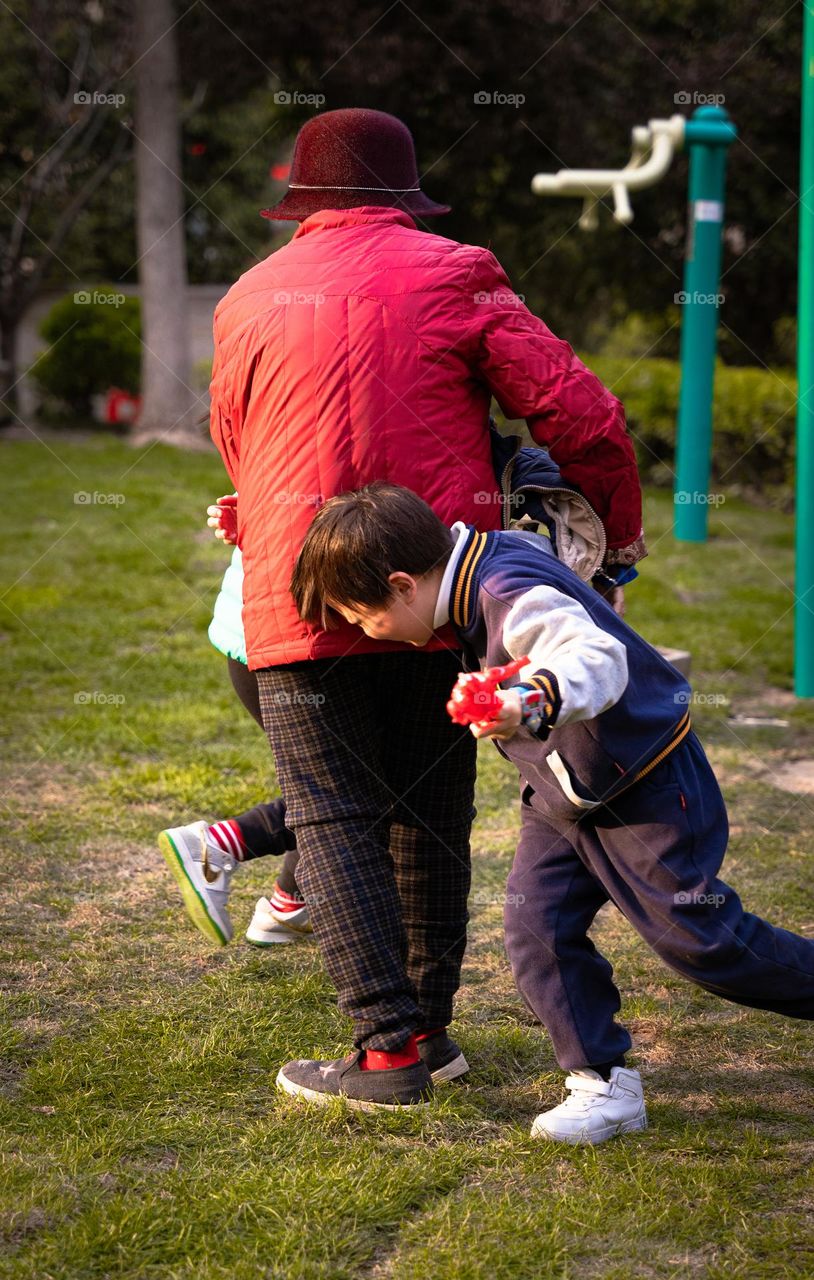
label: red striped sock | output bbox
[270,884,306,913]
[206,819,245,861]
[360,1034,420,1071]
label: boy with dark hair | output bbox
[282,482,814,1141]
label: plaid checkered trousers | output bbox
[256,650,477,1051]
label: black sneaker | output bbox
[417,1031,470,1084]
[276,1051,433,1111]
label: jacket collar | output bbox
[433,522,470,629]
[439,524,492,632]
[292,206,418,239]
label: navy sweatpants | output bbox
[504,730,814,1070]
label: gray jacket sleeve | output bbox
[500,585,629,724]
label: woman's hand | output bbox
[206,493,238,544]
[469,689,523,741]
[593,580,625,617]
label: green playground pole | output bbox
[674,105,737,542]
[795,0,814,696]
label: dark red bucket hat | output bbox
[261,108,451,221]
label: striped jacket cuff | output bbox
[516,669,562,728]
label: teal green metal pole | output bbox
[795,1,814,696]
[674,106,738,541]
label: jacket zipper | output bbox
[498,436,523,522]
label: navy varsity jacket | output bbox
[434,523,692,823]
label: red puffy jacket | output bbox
[210,206,644,669]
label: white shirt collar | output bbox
[433,522,471,629]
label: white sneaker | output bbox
[530,1067,647,1145]
[245,896,312,946]
[158,820,236,945]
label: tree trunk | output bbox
[131,0,201,446]
[0,310,18,425]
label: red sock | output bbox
[206,819,245,861]
[416,1027,445,1042]
[360,1034,420,1071]
[270,884,306,913]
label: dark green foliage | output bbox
[583,353,797,498]
[32,289,142,415]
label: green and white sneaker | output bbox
[530,1067,647,1145]
[245,896,312,946]
[158,820,236,945]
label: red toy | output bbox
[446,656,531,730]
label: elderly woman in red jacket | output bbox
[206,108,646,1109]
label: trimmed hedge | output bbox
[582,353,796,500]
[28,288,797,503]
[190,350,797,501]
[32,287,141,418]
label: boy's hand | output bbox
[469,689,523,741]
[206,493,238,544]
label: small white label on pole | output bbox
[694,200,723,223]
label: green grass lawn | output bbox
[2,432,814,1279]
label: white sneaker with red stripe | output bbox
[245,892,312,946]
[158,820,237,945]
